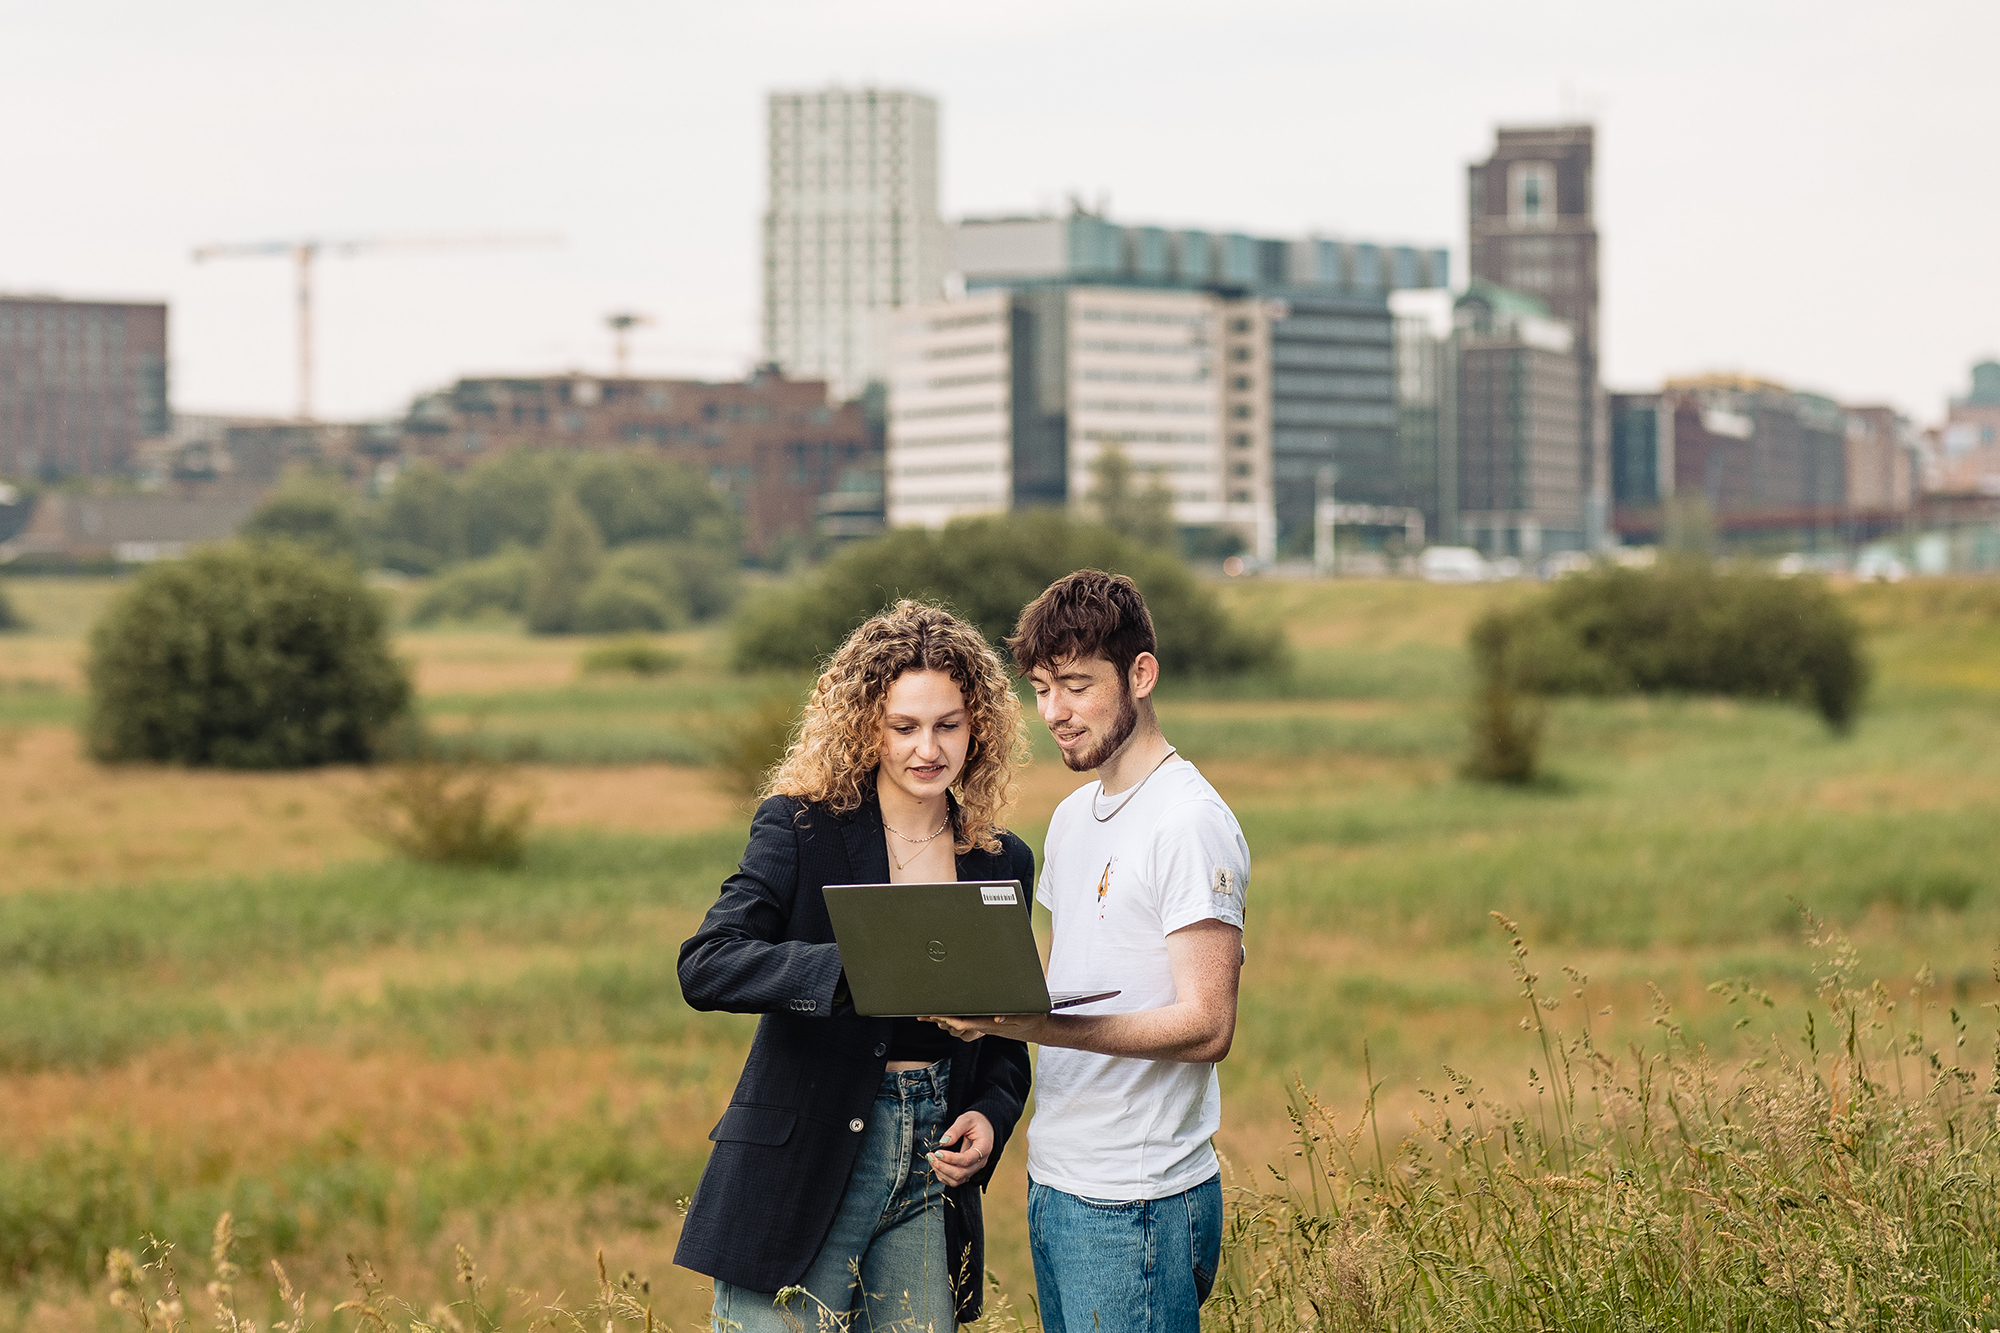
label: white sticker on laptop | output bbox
[981,885,1019,906]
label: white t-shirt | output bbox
[1026,759,1249,1201]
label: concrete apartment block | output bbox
[888,285,1278,558]
[1068,286,1226,525]
[885,290,1013,530]
[764,87,947,402]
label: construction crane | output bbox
[604,311,654,378]
[191,232,562,420]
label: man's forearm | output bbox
[1022,999,1233,1064]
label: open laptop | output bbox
[823,880,1119,1018]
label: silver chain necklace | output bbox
[1091,747,1179,823]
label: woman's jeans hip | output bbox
[1027,1174,1223,1333]
[711,1063,953,1332]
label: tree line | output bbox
[242,450,744,634]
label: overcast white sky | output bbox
[2,0,1993,423]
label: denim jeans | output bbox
[712,1063,953,1333]
[1027,1174,1222,1333]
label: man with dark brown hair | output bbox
[938,569,1249,1333]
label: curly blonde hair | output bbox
[764,600,1028,853]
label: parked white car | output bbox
[1853,548,1908,583]
[1419,546,1489,583]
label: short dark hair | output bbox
[1006,569,1157,681]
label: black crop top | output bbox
[885,1016,957,1064]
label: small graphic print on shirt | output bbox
[1212,866,1236,896]
[1095,859,1115,918]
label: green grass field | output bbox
[1,572,1998,1329]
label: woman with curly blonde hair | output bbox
[676,600,1035,1332]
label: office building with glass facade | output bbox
[923,211,1447,555]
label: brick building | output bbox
[398,366,881,554]
[1937,360,2000,496]
[1843,405,1919,513]
[0,295,169,480]
[1610,376,1848,542]
[1467,125,1604,545]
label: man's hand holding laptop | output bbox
[923,915,1240,1062]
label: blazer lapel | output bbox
[839,797,892,885]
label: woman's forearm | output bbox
[677,933,844,1014]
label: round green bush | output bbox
[408,547,535,626]
[576,572,676,633]
[85,542,413,768]
[731,511,1284,677]
[1475,557,1868,731]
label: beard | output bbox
[1063,685,1139,772]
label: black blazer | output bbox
[674,792,1035,1324]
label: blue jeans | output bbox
[1028,1174,1222,1333]
[712,1063,953,1333]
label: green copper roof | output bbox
[1455,279,1552,319]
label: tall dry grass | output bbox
[353,728,537,869]
[1209,910,2000,1331]
[90,909,2000,1333]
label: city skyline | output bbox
[1,0,1993,425]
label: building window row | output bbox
[1271,343,1392,371]
[1076,308,1209,328]
[921,342,1002,361]
[897,371,1004,391]
[1076,338,1205,357]
[1270,401,1398,427]
[896,461,1001,478]
[1080,429,1211,445]
[924,311,1001,334]
[1078,368,1209,386]
[891,430,1006,449]
[1077,399,1214,416]
[1271,372,1395,399]
[892,400,1004,421]
[894,489,1006,507]
[1274,316,1389,342]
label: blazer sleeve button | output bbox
[849,1118,865,1133]
[873,1043,887,1058]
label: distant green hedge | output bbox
[0,579,20,632]
[1473,558,1867,730]
[732,512,1283,677]
[85,542,412,768]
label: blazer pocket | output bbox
[708,1103,798,1146]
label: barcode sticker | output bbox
[981,885,1018,906]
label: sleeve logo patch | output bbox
[1212,866,1238,896]
[981,884,1019,906]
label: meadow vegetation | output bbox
[730,510,1282,676]
[0,569,1997,1328]
[0,579,22,633]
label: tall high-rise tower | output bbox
[1467,124,1604,546]
[763,87,946,402]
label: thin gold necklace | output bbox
[885,815,950,872]
[885,818,950,846]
